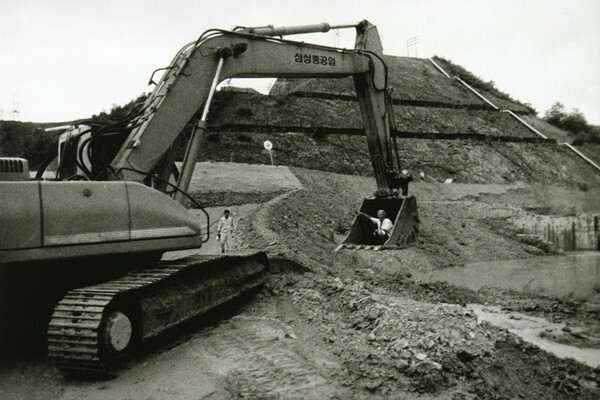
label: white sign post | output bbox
[263,140,274,165]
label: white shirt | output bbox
[370,217,393,234]
[218,215,236,233]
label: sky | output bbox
[1,0,599,124]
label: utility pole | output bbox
[12,101,20,121]
[407,36,419,57]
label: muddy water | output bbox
[471,305,600,368]
[423,252,600,368]
[424,251,600,299]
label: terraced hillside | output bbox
[197,55,599,190]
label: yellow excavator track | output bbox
[47,252,267,376]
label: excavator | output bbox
[0,20,418,376]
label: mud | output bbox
[471,305,600,368]
[1,163,599,399]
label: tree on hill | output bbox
[0,94,149,170]
[0,121,60,169]
[432,56,536,114]
[90,93,148,123]
[544,102,599,144]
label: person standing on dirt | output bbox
[217,209,236,253]
[360,209,393,245]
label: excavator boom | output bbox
[111,21,392,192]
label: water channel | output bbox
[424,251,600,299]
[423,251,600,368]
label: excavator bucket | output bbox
[339,196,419,250]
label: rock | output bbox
[400,349,413,359]
[371,324,384,336]
[300,288,324,302]
[407,360,443,375]
[456,349,479,363]
[584,302,600,312]
[366,307,381,321]
[361,268,375,275]
[567,329,584,339]
[395,359,410,372]
[284,332,297,340]
[365,352,380,364]
[365,379,383,391]
[415,353,428,361]
[371,294,384,303]
[451,390,473,399]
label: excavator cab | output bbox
[340,194,419,250]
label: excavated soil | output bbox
[2,163,598,400]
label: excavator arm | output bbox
[108,19,417,249]
[110,21,398,196]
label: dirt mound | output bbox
[262,264,599,398]
[233,167,595,275]
[237,166,600,398]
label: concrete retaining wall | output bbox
[512,214,600,251]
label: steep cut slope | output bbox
[193,129,600,189]
[203,54,598,190]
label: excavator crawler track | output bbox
[48,252,267,376]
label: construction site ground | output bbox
[1,162,599,400]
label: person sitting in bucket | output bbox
[360,209,393,245]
